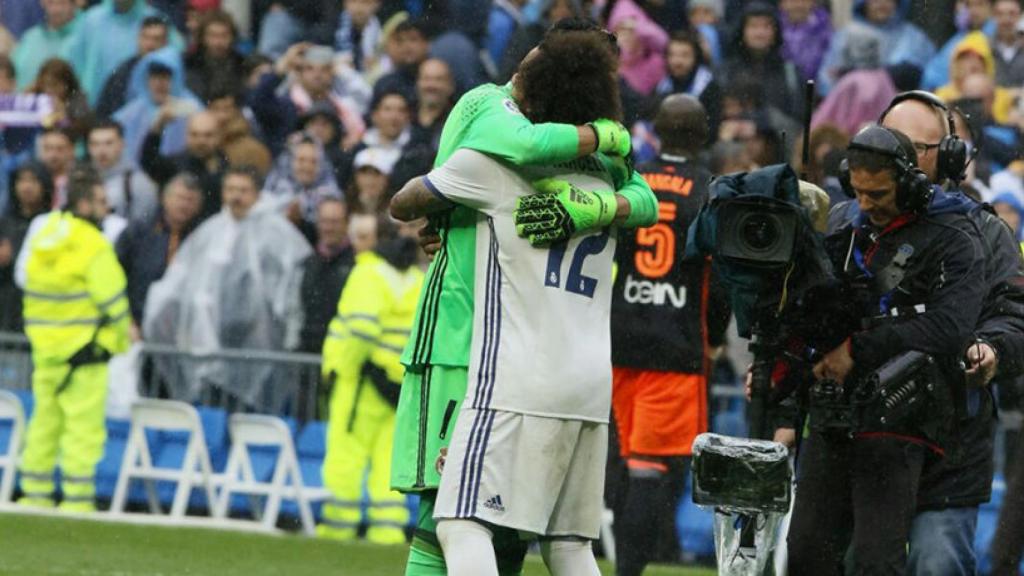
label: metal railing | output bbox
[0,332,31,392]
[138,343,324,422]
[3,329,1015,472]
[0,332,326,422]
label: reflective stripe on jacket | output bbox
[322,251,424,386]
[23,212,130,363]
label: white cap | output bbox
[353,147,400,176]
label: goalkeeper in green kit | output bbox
[389,20,657,576]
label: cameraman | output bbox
[878,92,1024,576]
[786,125,988,575]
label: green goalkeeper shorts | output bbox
[405,491,528,576]
[392,365,467,493]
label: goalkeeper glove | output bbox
[514,178,617,247]
[589,118,631,157]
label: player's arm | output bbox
[390,176,454,222]
[460,87,630,163]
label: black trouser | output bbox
[787,431,927,576]
[990,430,1024,575]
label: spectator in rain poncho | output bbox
[263,133,343,245]
[114,47,202,165]
[10,0,81,91]
[607,0,670,96]
[65,0,183,104]
[142,167,312,408]
[817,0,935,95]
[779,0,833,82]
[935,31,1016,124]
[811,23,897,136]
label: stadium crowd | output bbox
[2,0,1024,368]
[3,0,1024,574]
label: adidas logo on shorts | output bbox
[483,495,506,513]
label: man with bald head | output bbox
[609,94,730,576]
[141,110,229,219]
[878,91,1024,576]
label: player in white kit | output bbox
[390,30,656,576]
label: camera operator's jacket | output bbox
[830,194,1024,508]
[824,190,987,446]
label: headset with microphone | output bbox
[839,125,935,214]
[877,90,971,185]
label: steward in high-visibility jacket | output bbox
[318,237,423,544]
[20,195,130,511]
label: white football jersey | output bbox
[424,148,616,422]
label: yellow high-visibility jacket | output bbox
[23,212,130,364]
[322,251,424,391]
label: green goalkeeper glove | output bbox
[514,178,617,247]
[589,118,631,157]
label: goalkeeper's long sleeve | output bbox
[443,84,580,166]
[618,170,658,228]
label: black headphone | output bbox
[839,125,935,214]
[878,90,969,184]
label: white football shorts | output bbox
[433,407,608,539]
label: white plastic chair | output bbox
[214,414,315,535]
[0,390,25,503]
[109,399,218,518]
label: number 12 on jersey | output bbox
[544,231,610,299]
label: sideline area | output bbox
[0,511,716,576]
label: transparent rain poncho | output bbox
[142,199,312,408]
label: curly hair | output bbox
[517,29,622,125]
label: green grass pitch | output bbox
[0,512,717,575]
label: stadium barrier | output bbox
[0,332,31,393]
[0,332,325,421]
[137,343,324,423]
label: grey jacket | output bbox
[100,156,159,225]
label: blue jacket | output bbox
[113,46,201,164]
[11,11,81,90]
[66,0,183,105]
[921,20,997,90]
[817,0,936,95]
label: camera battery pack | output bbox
[692,433,791,513]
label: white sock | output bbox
[540,538,601,576]
[436,519,499,576]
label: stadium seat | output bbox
[297,456,325,521]
[296,421,326,459]
[677,478,716,560]
[198,407,229,473]
[215,414,315,535]
[0,389,25,502]
[95,419,131,502]
[12,389,33,420]
[109,399,218,519]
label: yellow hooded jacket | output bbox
[936,31,1014,124]
[322,250,424,392]
[22,212,131,364]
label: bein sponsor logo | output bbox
[623,274,686,308]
